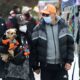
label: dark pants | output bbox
[41,64,68,80]
[3,77,24,80]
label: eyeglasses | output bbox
[42,13,50,17]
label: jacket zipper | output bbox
[51,26,57,64]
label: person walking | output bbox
[30,4,74,80]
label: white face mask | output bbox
[19,25,27,33]
[43,16,52,24]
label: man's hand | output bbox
[65,63,72,70]
[1,54,9,63]
[34,69,41,74]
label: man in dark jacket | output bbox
[30,4,74,80]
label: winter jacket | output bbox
[6,16,36,80]
[30,19,74,70]
[6,35,34,80]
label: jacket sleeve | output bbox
[59,19,74,64]
[30,26,40,70]
[66,26,74,64]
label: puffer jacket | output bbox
[30,19,74,70]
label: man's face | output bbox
[42,13,56,24]
[42,13,52,24]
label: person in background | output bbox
[2,27,35,80]
[0,12,7,80]
[33,6,42,21]
[12,5,21,14]
[6,4,21,30]
[6,9,21,44]
[4,6,37,80]
[19,7,37,80]
[0,13,7,38]
[31,4,74,80]
[6,10,19,29]
[21,6,37,45]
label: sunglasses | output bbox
[42,13,50,17]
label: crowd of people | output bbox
[0,3,75,80]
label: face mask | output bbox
[19,25,27,33]
[43,16,52,24]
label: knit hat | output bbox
[41,4,56,14]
